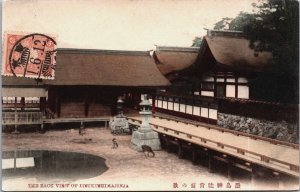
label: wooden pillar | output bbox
[12,97,19,134]
[165,137,171,153]
[251,165,260,186]
[235,76,238,98]
[192,146,198,165]
[227,160,234,181]
[84,90,89,117]
[40,152,43,170]
[111,92,118,116]
[40,123,45,134]
[40,97,46,113]
[79,121,85,135]
[14,150,17,171]
[47,86,55,113]
[55,88,61,118]
[208,155,215,173]
[152,94,156,114]
[178,141,184,159]
[271,171,281,189]
[21,97,25,111]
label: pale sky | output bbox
[3,0,256,50]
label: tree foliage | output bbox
[213,13,255,31]
[246,0,299,104]
[191,36,203,47]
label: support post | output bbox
[178,141,184,159]
[79,121,85,135]
[272,171,281,189]
[152,94,156,114]
[40,123,45,134]
[208,155,215,173]
[251,165,260,186]
[55,87,61,118]
[227,160,234,181]
[165,137,171,153]
[84,89,89,117]
[14,150,17,172]
[12,97,19,134]
[192,146,198,165]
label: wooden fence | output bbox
[2,111,43,125]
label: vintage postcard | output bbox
[2,0,299,191]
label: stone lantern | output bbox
[130,94,161,151]
[109,97,130,134]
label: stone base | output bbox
[109,116,130,134]
[130,129,161,151]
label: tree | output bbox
[213,17,232,30]
[213,13,254,31]
[244,0,299,104]
[191,36,203,47]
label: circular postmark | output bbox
[8,33,57,79]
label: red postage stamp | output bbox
[2,32,57,79]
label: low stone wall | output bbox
[217,113,299,144]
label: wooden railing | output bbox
[2,111,43,125]
[127,117,299,177]
[2,103,40,109]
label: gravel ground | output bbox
[2,127,297,191]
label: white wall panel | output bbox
[179,104,185,113]
[157,100,162,108]
[2,159,14,169]
[16,157,35,168]
[201,91,214,97]
[226,85,235,97]
[167,102,173,110]
[162,101,168,109]
[193,106,200,116]
[227,78,235,82]
[186,105,193,114]
[238,86,249,99]
[209,109,218,120]
[174,103,179,111]
[201,107,208,118]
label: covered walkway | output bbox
[127,115,299,178]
